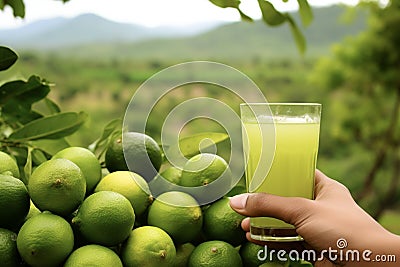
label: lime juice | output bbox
[241,103,321,241]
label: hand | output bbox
[229,170,400,266]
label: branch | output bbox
[372,144,400,220]
[355,87,400,201]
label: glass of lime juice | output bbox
[240,103,321,242]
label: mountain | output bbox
[0,13,226,49]
[1,5,367,59]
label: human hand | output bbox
[229,170,400,266]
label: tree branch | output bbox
[355,87,400,201]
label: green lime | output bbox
[239,242,268,267]
[147,191,202,244]
[174,243,195,267]
[203,197,246,246]
[72,191,135,246]
[121,226,176,267]
[105,132,162,180]
[0,174,30,229]
[0,228,20,267]
[160,166,182,185]
[64,244,123,267]
[52,146,101,193]
[16,213,74,267]
[94,171,152,217]
[188,240,242,267]
[28,159,86,217]
[180,153,230,187]
[0,151,19,178]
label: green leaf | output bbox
[287,14,306,54]
[23,146,32,184]
[44,98,61,114]
[8,112,87,142]
[89,118,122,158]
[258,0,286,26]
[176,132,229,158]
[0,75,51,106]
[31,149,48,165]
[5,0,25,18]
[297,0,313,27]
[238,8,253,22]
[0,46,18,71]
[29,138,70,156]
[209,0,240,8]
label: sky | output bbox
[0,0,360,29]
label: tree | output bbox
[311,0,400,219]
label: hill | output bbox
[0,13,224,49]
[1,5,367,60]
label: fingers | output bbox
[229,192,312,226]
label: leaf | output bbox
[238,8,253,22]
[209,0,240,8]
[177,132,229,158]
[297,0,313,27]
[44,98,61,114]
[0,46,18,71]
[0,75,51,106]
[23,146,32,184]
[31,149,48,165]
[258,0,286,26]
[8,112,87,142]
[88,118,122,158]
[5,0,25,18]
[287,14,306,54]
[29,138,70,156]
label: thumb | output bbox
[229,193,313,226]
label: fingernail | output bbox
[229,193,249,210]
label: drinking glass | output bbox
[240,103,321,242]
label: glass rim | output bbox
[240,102,321,106]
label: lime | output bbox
[28,159,86,217]
[188,240,242,267]
[174,243,195,267]
[53,146,101,193]
[180,153,230,187]
[94,171,152,217]
[203,197,246,246]
[64,244,123,267]
[160,166,182,185]
[239,242,268,267]
[0,151,19,178]
[121,226,176,267]
[72,191,135,246]
[16,212,74,267]
[0,228,20,267]
[0,174,30,229]
[147,191,202,244]
[105,132,162,180]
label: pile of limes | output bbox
[0,132,310,267]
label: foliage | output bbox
[0,47,87,184]
[209,0,313,53]
[310,0,400,218]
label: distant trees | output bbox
[312,0,400,219]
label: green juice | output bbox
[243,119,320,241]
